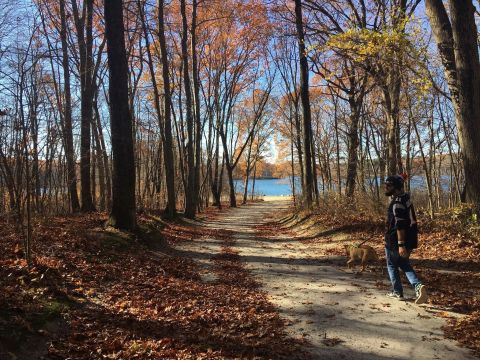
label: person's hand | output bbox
[399,246,408,258]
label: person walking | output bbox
[384,174,427,304]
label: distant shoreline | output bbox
[263,195,293,201]
[233,176,281,180]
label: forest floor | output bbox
[0,198,479,359]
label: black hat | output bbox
[384,175,405,189]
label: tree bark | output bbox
[92,101,106,211]
[294,0,314,208]
[210,131,222,207]
[59,0,80,212]
[226,165,236,207]
[71,0,95,212]
[242,134,255,204]
[191,0,202,213]
[157,0,176,218]
[425,0,480,206]
[180,0,196,218]
[105,0,136,230]
[345,100,360,198]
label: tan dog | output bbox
[344,244,379,272]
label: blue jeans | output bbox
[385,248,421,295]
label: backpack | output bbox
[387,194,419,250]
[406,222,418,249]
[405,202,418,249]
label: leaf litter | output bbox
[0,210,307,359]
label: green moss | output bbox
[29,298,72,328]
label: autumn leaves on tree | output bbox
[2,0,480,235]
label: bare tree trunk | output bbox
[294,0,314,208]
[210,126,222,207]
[382,88,399,176]
[71,0,95,212]
[191,0,202,214]
[310,132,319,205]
[226,164,236,207]
[91,144,96,207]
[405,106,412,193]
[138,0,176,217]
[92,101,106,211]
[346,101,360,197]
[290,115,296,205]
[59,0,80,212]
[94,98,111,210]
[242,135,255,204]
[251,161,257,200]
[294,101,305,191]
[157,0,176,218]
[28,80,41,212]
[358,115,367,193]
[180,0,196,218]
[24,106,32,264]
[105,0,136,230]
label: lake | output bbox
[234,178,296,196]
[234,175,453,197]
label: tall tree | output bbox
[294,0,314,208]
[271,33,305,192]
[138,0,175,217]
[158,0,177,218]
[191,0,202,213]
[180,0,196,218]
[104,0,136,230]
[425,0,480,207]
[59,0,81,212]
[71,0,95,211]
[310,0,422,177]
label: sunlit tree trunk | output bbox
[191,0,202,213]
[426,0,480,207]
[180,0,196,218]
[242,135,255,204]
[158,0,176,218]
[294,0,314,208]
[290,113,296,205]
[92,100,106,211]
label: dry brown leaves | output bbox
[0,210,305,359]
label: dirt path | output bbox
[176,200,477,359]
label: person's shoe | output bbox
[386,291,405,300]
[415,284,427,304]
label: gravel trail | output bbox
[177,199,477,360]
